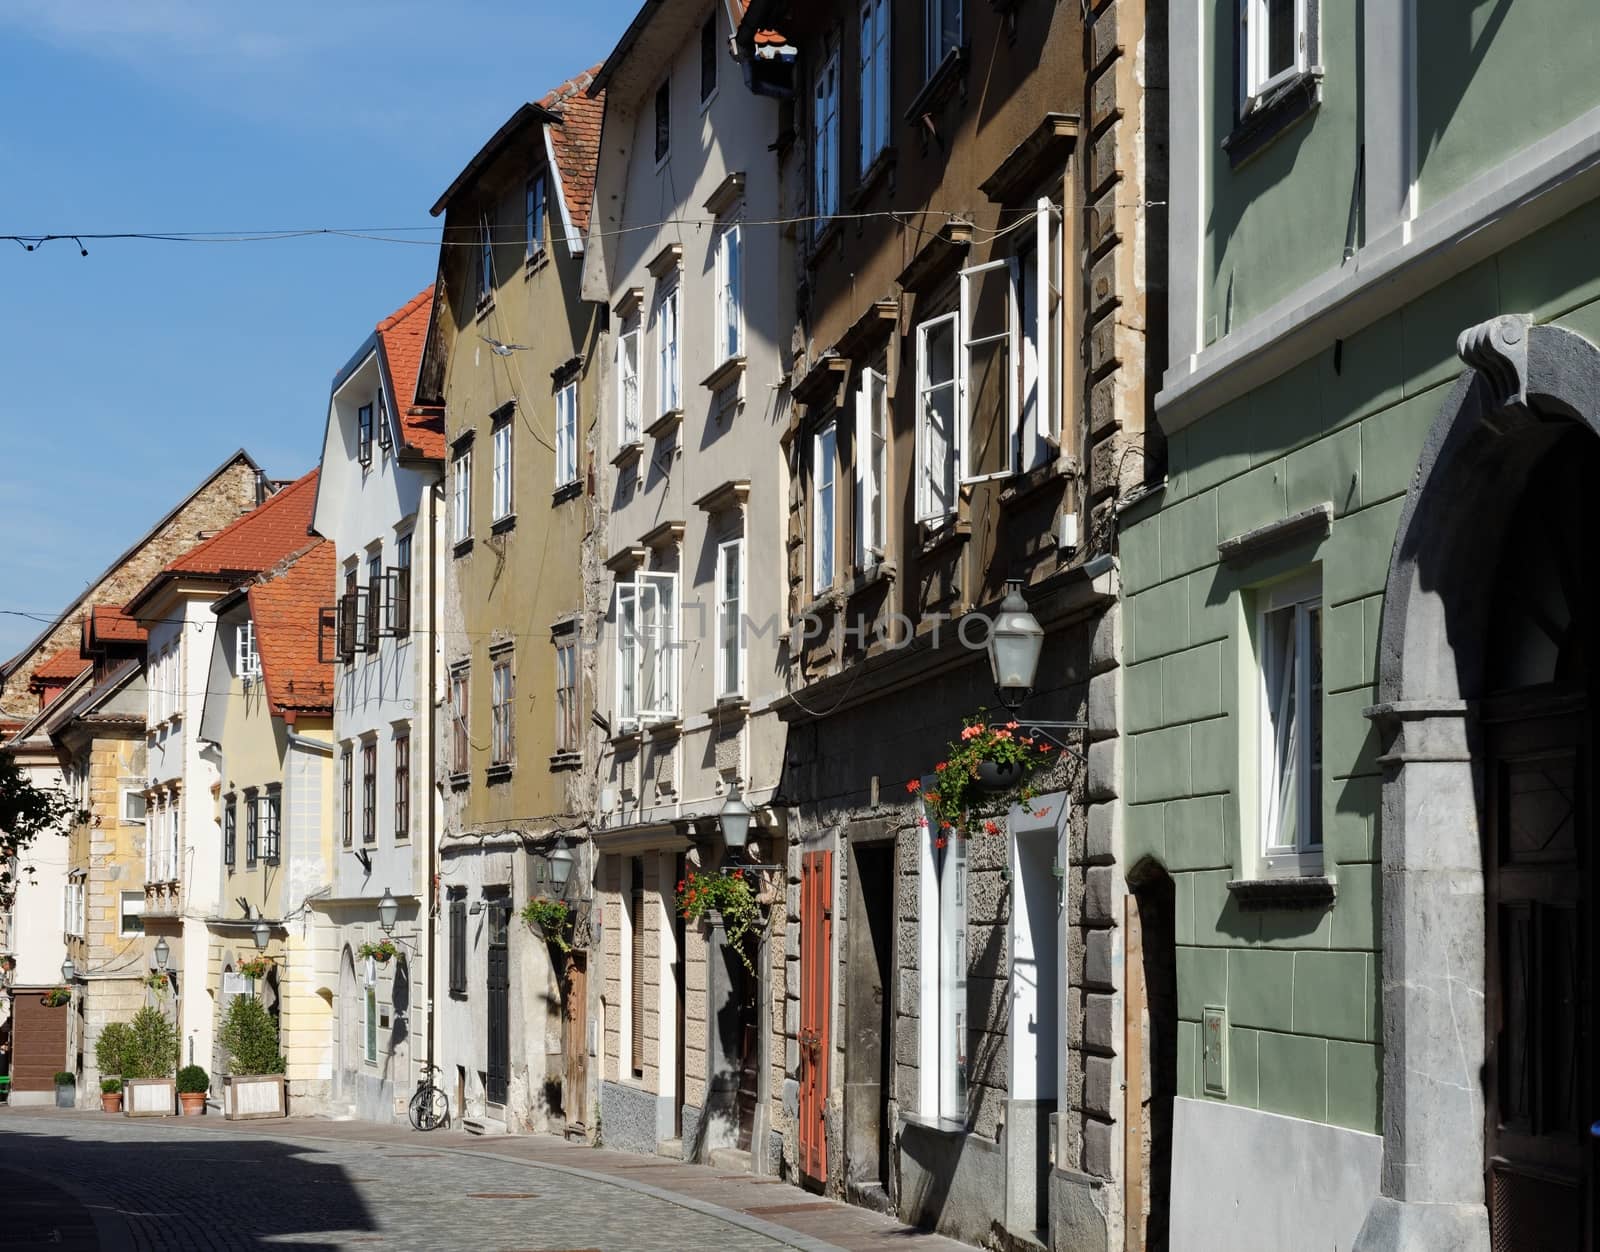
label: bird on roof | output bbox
[478,334,530,357]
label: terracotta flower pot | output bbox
[101,1092,123,1114]
[179,1092,206,1115]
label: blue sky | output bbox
[0,0,636,660]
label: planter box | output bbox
[223,1074,286,1120]
[124,1078,176,1117]
[54,1084,75,1109]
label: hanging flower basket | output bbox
[676,869,761,974]
[41,986,72,1007]
[357,939,397,964]
[143,972,171,994]
[521,897,574,957]
[908,713,1056,838]
[237,956,273,981]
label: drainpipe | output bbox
[426,481,440,1082]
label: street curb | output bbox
[44,1113,851,1252]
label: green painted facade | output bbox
[1140,0,1600,1143]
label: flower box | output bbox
[223,1073,286,1120]
[123,1077,176,1117]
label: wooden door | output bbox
[486,903,510,1107]
[799,849,833,1183]
[564,952,589,1135]
[1484,693,1593,1251]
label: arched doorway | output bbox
[336,947,357,1107]
[1362,316,1597,1251]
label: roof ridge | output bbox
[541,63,606,114]
[162,468,319,575]
[377,286,433,334]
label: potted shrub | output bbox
[121,1006,179,1116]
[218,994,287,1119]
[675,868,761,974]
[53,1071,76,1109]
[99,1078,123,1114]
[907,714,1055,840]
[176,1065,209,1115]
[357,938,397,965]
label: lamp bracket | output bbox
[985,715,1090,764]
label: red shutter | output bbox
[798,850,833,1182]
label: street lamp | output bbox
[153,936,170,971]
[251,919,272,951]
[718,782,753,853]
[548,840,575,893]
[60,957,75,983]
[989,580,1045,712]
[377,888,399,935]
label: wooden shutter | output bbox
[337,592,359,661]
[449,894,467,995]
[630,857,646,1076]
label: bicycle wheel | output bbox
[408,1083,448,1131]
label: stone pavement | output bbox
[0,1107,977,1252]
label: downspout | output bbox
[426,480,441,1081]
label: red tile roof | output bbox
[376,286,445,459]
[30,649,91,686]
[247,540,336,721]
[542,65,605,237]
[89,604,147,646]
[163,470,319,580]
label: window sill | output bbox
[486,764,512,785]
[549,751,582,772]
[610,726,643,748]
[701,355,746,395]
[998,451,1070,508]
[474,298,495,323]
[918,517,972,558]
[1224,874,1336,911]
[449,772,470,792]
[844,560,897,599]
[904,47,968,126]
[706,696,750,719]
[611,441,644,470]
[645,408,684,441]
[645,717,683,741]
[453,538,475,559]
[491,514,516,536]
[1224,69,1322,169]
[551,480,582,506]
[523,248,549,276]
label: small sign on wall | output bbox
[222,972,251,996]
[1202,1006,1227,1098]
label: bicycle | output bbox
[407,1062,450,1131]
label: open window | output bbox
[1017,197,1062,473]
[1239,0,1308,114]
[854,369,888,566]
[915,312,958,523]
[614,570,679,727]
[1255,571,1323,875]
[959,256,1019,483]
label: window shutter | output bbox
[338,592,358,661]
[365,578,381,652]
[630,860,646,1074]
[854,375,870,568]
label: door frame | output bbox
[799,847,835,1185]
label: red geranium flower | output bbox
[983,820,999,835]
[905,779,921,794]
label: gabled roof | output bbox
[126,470,319,618]
[246,540,336,721]
[85,604,147,649]
[30,649,92,688]
[10,665,95,745]
[377,286,445,459]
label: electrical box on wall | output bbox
[1202,1006,1227,1098]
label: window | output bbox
[452,446,473,545]
[617,316,641,445]
[362,741,377,844]
[262,787,281,863]
[236,620,261,683]
[525,175,546,258]
[223,794,237,868]
[492,415,513,520]
[1017,198,1061,473]
[555,382,579,488]
[357,402,374,466]
[365,551,382,654]
[859,0,891,173]
[918,807,968,1123]
[656,280,681,417]
[166,802,179,881]
[855,368,889,566]
[813,47,840,234]
[478,220,494,305]
[614,570,679,726]
[715,538,746,699]
[491,652,515,767]
[121,788,147,824]
[341,745,353,847]
[450,666,470,776]
[915,312,958,523]
[393,732,410,841]
[812,422,837,592]
[364,985,378,1063]
[63,877,85,938]
[377,388,391,452]
[700,14,718,102]
[1257,573,1323,871]
[555,636,579,753]
[392,532,413,637]
[960,256,1020,483]
[924,0,962,80]
[119,892,144,937]
[341,566,359,662]
[448,889,468,996]
[714,222,742,365]
[1240,0,1307,114]
[654,80,671,164]
[245,789,259,867]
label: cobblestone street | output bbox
[0,1108,973,1252]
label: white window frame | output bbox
[812,422,837,593]
[492,418,513,521]
[914,312,959,523]
[452,447,473,544]
[714,221,743,365]
[859,0,891,174]
[237,620,261,684]
[1239,0,1308,115]
[812,46,840,236]
[714,537,747,700]
[1018,197,1060,472]
[449,665,471,776]
[555,636,579,753]
[855,368,889,567]
[917,789,967,1125]
[164,801,179,882]
[491,652,515,766]
[959,255,1020,484]
[526,174,546,259]
[478,218,495,305]
[924,0,963,82]
[120,787,146,824]
[119,891,144,937]
[555,381,579,487]
[614,570,680,727]
[655,279,681,417]
[1255,570,1323,875]
[617,316,642,446]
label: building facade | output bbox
[414,69,606,1138]
[1129,1,1600,1249]
[310,290,444,1125]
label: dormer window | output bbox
[526,175,547,260]
[654,79,671,165]
[357,402,374,467]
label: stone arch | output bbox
[1358,316,1600,1251]
[1126,856,1177,1252]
